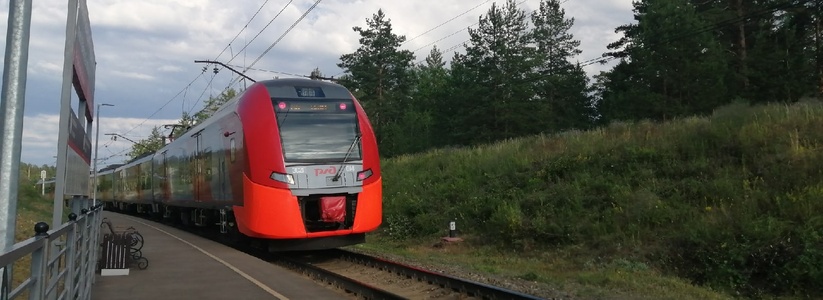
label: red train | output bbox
[94,78,382,251]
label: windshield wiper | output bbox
[332,134,361,182]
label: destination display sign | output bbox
[274,99,354,113]
[294,86,325,98]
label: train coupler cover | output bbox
[320,196,346,222]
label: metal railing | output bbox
[0,203,104,300]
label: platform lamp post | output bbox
[92,103,114,206]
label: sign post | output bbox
[53,0,96,228]
[40,169,46,195]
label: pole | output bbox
[40,170,45,195]
[54,0,79,229]
[0,0,32,292]
[105,133,150,150]
[92,103,112,206]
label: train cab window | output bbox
[274,98,360,162]
[230,138,236,162]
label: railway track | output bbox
[270,249,544,300]
[114,210,544,299]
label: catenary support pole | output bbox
[0,0,33,291]
[92,103,112,206]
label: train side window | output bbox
[230,138,236,162]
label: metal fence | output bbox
[0,203,104,300]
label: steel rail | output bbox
[329,249,544,300]
[272,254,405,300]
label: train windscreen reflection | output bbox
[275,99,360,162]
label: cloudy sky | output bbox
[0,0,634,167]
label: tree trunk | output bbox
[377,65,384,127]
[736,0,750,91]
[817,1,823,97]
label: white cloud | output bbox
[1,0,637,166]
[21,114,178,166]
[158,65,183,73]
[110,70,154,80]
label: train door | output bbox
[218,153,226,201]
[203,147,213,201]
[157,151,169,201]
[192,130,204,202]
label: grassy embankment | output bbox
[354,100,823,299]
[8,183,56,293]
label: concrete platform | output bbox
[91,211,347,300]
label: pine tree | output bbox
[127,126,166,160]
[390,46,451,153]
[747,0,819,102]
[337,9,415,130]
[193,88,237,124]
[170,111,196,141]
[336,9,416,156]
[681,0,822,103]
[450,0,537,144]
[310,67,324,80]
[529,0,594,130]
[598,0,729,121]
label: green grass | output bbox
[9,183,56,296]
[369,99,823,298]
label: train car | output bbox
[108,153,154,212]
[99,78,382,251]
[94,164,121,203]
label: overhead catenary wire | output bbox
[187,0,274,115]
[403,0,493,47]
[224,0,295,67]
[187,0,294,118]
[222,0,324,92]
[105,1,299,156]
[332,0,527,78]
[410,0,531,55]
[109,0,810,163]
[105,0,288,145]
[211,0,272,63]
[226,64,309,78]
[423,0,808,69]
[411,0,545,66]
[110,1,288,141]
[103,0,495,162]
[105,68,208,148]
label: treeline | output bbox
[125,0,821,160]
[336,0,594,156]
[334,0,822,157]
[597,0,822,122]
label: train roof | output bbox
[98,163,124,172]
[259,77,343,87]
[154,78,354,154]
[116,151,155,170]
[127,151,155,163]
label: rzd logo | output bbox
[315,166,337,176]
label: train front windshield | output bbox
[273,98,361,162]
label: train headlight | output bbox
[270,172,295,185]
[356,169,373,181]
